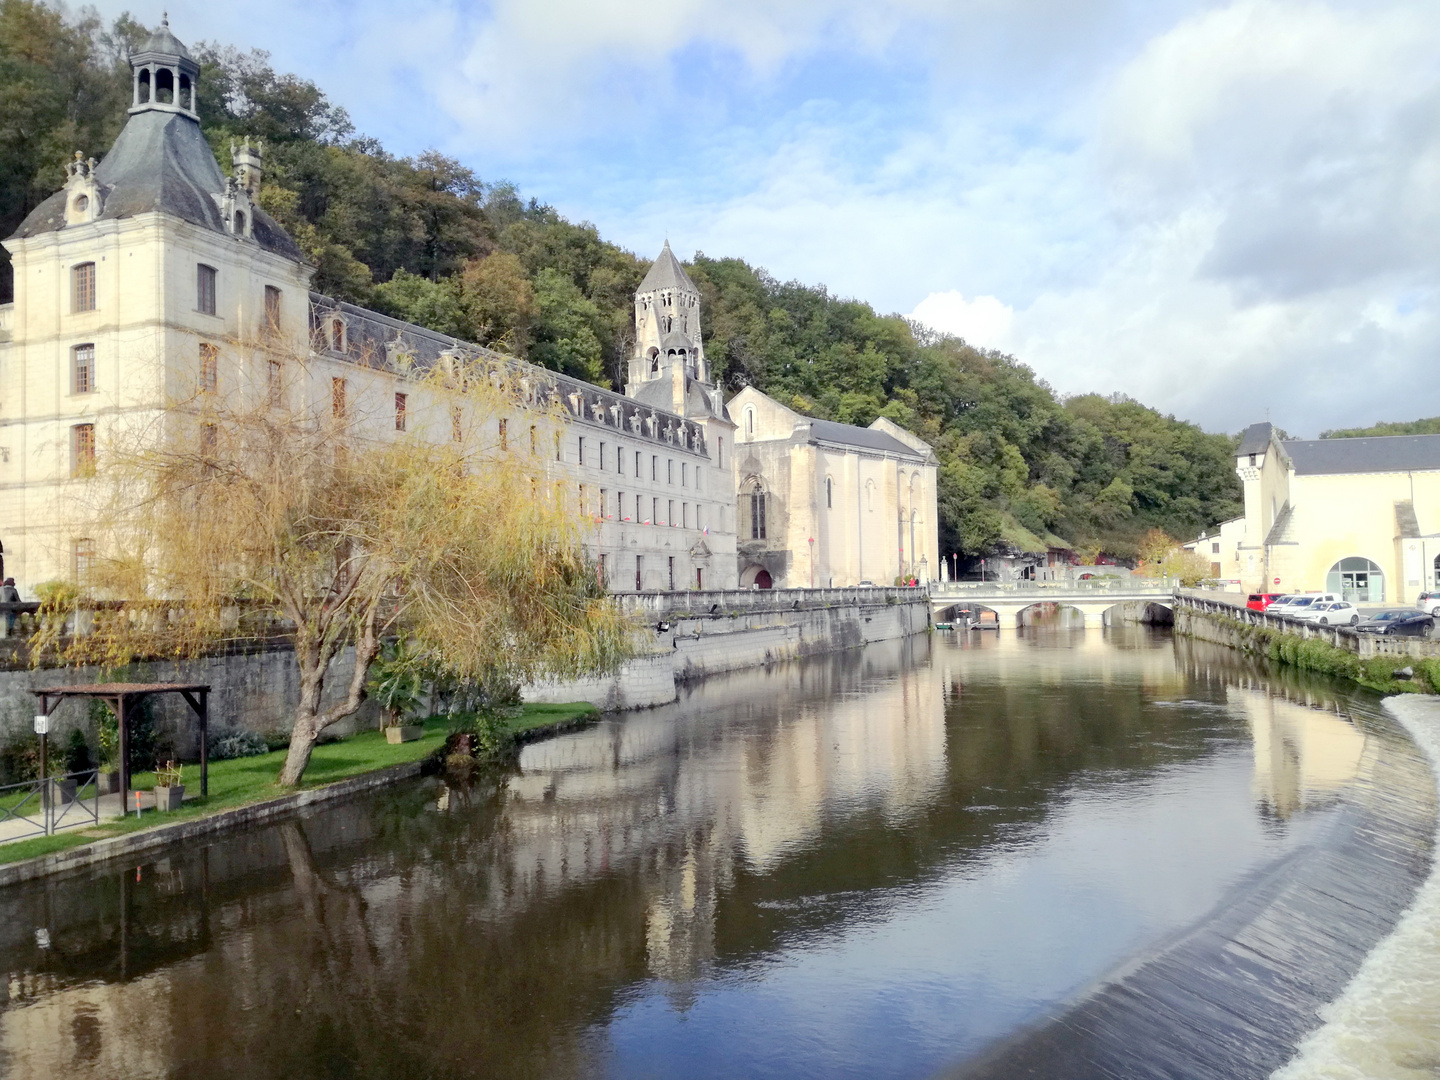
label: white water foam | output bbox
[1270,695,1440,1080]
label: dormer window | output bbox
[1249,453,1257,466]
[233,210,247,236]
[73,195,88,214]
[331,319,345,352]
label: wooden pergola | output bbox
[32,683,210,810]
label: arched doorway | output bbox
[1326,557,1384,603]
[740,564,773,589]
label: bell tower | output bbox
[128,14,201,120]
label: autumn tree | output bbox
[43,338,630,786]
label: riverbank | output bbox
[1175,596,1440,695]
[0,701,595,883]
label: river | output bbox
[0,626,1433,1079]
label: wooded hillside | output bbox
[0,1,1242,561]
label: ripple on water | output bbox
[1271,696,1440,1080]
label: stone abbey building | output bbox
[0,21,936,596]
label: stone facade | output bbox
[727,387,938,588]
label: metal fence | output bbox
[0,769,100,841]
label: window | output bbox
[668,499,674,526]
[697,468,703,492]
[579,484,587,514]
[555,433,562,462]
[683,503,689,528]
[668,556,675,591]
[197,264,217,315]
[395,392,407,431]
[578,436,585,466]
[717,437,724,468]
[1249,453,1257,466]
[667,460,674,485]
[826,477,832,509]
[267,360,282,406]
[72,344,95,395]
[682,463,688,487]
[71,423,95,477]
[750,487,767,540]
[73,539,95,584]
[529,425,537,455]
[599,554,607,587]
[635,555,644,592]
[617,447,623,475]
[264,286,282,332]
[635,451,642,477]
[1326,557,1385,603]
[497,418,507,449]
[600,489,608,518]
[696,568,704,589]
[332,378,347,418]
[619,491,626,520]
[72,263,96,313]
[599,442,606,470]
[452,407,463,442]
[651,497,658,524]
[745,409,754,437]
[199,343,218,393]
[1211,542,1220,554]
[651,455,658,481]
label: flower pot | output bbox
[98,770,121,795]
[53,778,78,805]
[385,725,424,744]
[154,784,184,811]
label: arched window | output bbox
[748,481,767,540]
[745,409,755,438]
[825,476,833,509]
[138,68,151,103]
[179,73,192,110]
[73,194,88,214]
[865,479,875,512]
[156,67,174,105]
[1434,553,1440,588]
[1326,557,1384,603]
[648,348,659,374]
[234,210,247,236]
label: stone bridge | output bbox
[929,581,1178,629]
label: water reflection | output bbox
[0,629,1418,1080]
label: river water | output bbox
[0,627,1434,1080]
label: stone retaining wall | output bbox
[1175,593,1440,659]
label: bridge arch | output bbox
[1101,600,1174,627]
[1016,601,1086,629]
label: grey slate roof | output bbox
[1282,435,1440,476]
[638,242,697,295]
[1236,422,1274,457]
[1264,502,1297,546]
[807,418,925,458]
[136,21,195,61]
[9,110,303,262]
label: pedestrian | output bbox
[1,577,19,636]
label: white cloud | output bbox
[908,292,1015,350]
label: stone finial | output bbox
[232,138,265,198]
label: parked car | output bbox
[1355,609,1436,637]
[1246,593,1283,611]
[1295,601,1359,626]
[1415,591,1440,616]
[1268,593,1341,618]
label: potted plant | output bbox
[94,700,121,794]
[368,640,427,743]
[153,759,184,811]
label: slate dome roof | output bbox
[136,16,195,61]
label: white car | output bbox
[1416,592,1440,616]
[1295,600,1359,626]
[1268,593,1341,618]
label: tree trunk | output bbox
[277,609,382,788]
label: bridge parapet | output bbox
[931,580,1176,600]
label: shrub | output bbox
[64,727,93,773]
[209,726,271,761]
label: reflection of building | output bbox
[1231,685,1367,819]
[1233,422,1440,603]
[727,387,938,588]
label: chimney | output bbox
[231,138,264,198]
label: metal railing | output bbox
[0,769,100,840]
[930,579,1176,598]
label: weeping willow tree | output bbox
[41,335,630,786]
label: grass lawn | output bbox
[0,701,596,867]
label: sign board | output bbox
[33,715,49,735]
[1273,578,1281,585]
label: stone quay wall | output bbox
[1174,593,1440,660]
[0,589,932,756]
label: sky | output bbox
[102,0,1440,437]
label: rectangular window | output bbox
[751,490,766,540]
[264,285,282,332]
[1212,542,1220,554]
[682,462,688,487]
[652,455,658,481]
[617,447,623,474]
[452,407,463,442]
[72,344,95,395]
[579,484,587,514]
[199,342,218,393]
[267,360,282,406]
[717,437,724,468]
[529,425,537,455]
[697,504,705,531]
[652,497,659,524]
[71,423,95,477]
[73,538,95,584]
[599,442,606,471]
[600,489,608,518]
[1211,561,1222,576]
[667,460,673,485]
[197,264,217,315]
[395,392,407,431]
[619,490,626,519]
[668,556,675,591]
[599,553,607,587]
[636,555,644,592]
[696,568,703,589]
[556,433,563,462]
[697,467,703,492]
[72,263,95,313]
[635,451,642,477]
[498,418,507,449]
[668,499,675,527]
[578,436,585,467]
[826,477,833,508]
[332,377,347,418]
[683,503,689,529]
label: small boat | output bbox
[934,622,953,631]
